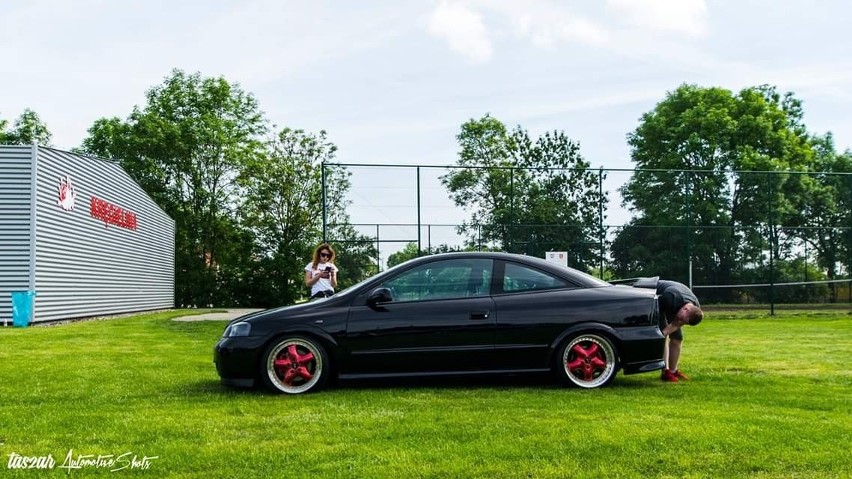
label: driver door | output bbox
[342,258,495,375]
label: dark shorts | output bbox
[310,290,334,300]
[660,315,684,341]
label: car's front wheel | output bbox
[261,336,329,394]
[556,333,618,389]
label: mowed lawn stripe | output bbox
[0,311,850,478]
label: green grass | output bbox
[1,311,850,478]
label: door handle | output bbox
[469,310,489,320]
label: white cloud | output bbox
[558,17,610,46]
[425,0,611,62]
[427,1,493,64]
[424,0,712,63]
[513,8,609,48]
[606,0,709,37]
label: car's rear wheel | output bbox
[261,336,329,394]
[557,333,618,389]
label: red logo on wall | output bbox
[57,176,76,211]
[90,196,138,231]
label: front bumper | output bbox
[213,336,268,387]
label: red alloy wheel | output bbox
[264,338,325,394]
[274,344,315,386]
[560,334,617,389]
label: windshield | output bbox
[331,260,410,298]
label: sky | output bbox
[3,0,852,253]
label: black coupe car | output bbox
[214,252,665,394]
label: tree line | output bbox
[3,70,378,308]
[388,86,852,303]
[4,71,851,305]
[615,85,852,302]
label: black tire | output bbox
[556,333,619,389]
[260,335,329,394]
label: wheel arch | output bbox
[549,323,623,369]
[256,327,341,380]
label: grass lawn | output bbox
[1,310,850,478]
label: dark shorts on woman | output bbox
[310,290,334,300]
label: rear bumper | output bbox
[613,325,665,374]
[622,359,665,375]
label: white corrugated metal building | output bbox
[0,145,174,324]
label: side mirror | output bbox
[367,287,393,306]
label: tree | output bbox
[239,128,338,264]
[80,69,267,307]
[1,109,52,146]
[613,84,815,294]
[387,242,423,268]
[0,114,8,143]
[387,242,476,268]
[785,133,852,300]
[238,128,347,304]
[79,117,163,196]
[441,115,607,268]
[738,258,829,303]
[327,223,380,290]
[237,128,378,304]
[610,219,686,281]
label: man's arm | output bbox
[662,313,688,337]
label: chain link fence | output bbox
[323,163,852,309]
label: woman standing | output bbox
[305,243,338,300]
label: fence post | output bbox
[321,162,328,242]
[599,168,605,278]
[769,172,775,316]
[685,170,693,288]
[416,166,422,255]
[509,167,515,251]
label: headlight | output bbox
[222,321,251,338]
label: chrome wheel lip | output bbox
[266,339,323,394]
[562,334,616,389]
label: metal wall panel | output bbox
[33,148,175,322]
[0,146,34,325]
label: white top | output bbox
[305,262,339,296]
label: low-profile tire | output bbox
[260,335,329,394]
[556,333,619,389]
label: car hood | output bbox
[225,298,339,326]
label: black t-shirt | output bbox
[656,280,700,317]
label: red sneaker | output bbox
[661,369,679,382]
[673,370,690,381]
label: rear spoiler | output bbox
[609,276,659,289]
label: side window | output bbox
[502,262,569,293]
[383,259,492,303]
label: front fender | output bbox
[260,325,342,366]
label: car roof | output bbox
[391,251,610,288]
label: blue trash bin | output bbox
[11,291,37,328]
